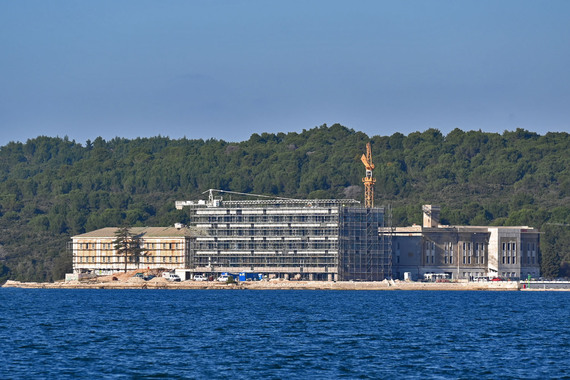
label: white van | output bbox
[162,272,181,282]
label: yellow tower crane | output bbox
[361,142,376,208]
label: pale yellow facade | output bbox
[71,227,194,274]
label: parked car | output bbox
[217,275,229,282]
[194,274,206,281]
[162,272,181,282]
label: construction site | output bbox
[173,193,391,281]
[69,142,392,281]
[69,142,541,283]
[173,143,391,281]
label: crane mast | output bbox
[361,142,376,208]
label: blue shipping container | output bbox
[239,272,262,281]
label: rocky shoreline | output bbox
[2,278,524,291]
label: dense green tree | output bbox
[113,227,145,272]
[0,125,569,282]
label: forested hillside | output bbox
[1,124,569,282]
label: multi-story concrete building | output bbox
[391,205,540,280]
[71,226,196,275]
[175,197,391,281]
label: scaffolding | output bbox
[338,207,392,281]
[177,191,392,281]
[185,198,359,280]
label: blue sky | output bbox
[1,0,569,146]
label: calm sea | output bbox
[0,289,568,379]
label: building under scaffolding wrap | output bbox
[338,207,392,281]
[177,196,392,281]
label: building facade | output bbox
[391,205,540,280]
[179,198,390,281]
[71,226,195,275]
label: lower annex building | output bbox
[71,198,540,281]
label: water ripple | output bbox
[0,289,569,379]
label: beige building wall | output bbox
[71,227,193,274]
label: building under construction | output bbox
[71,142,392,281]
[175,191,392,281]
[69,141,540,281]
[171,142,392,281]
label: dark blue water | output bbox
[1,289,569,379]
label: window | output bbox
[425,241,435,265]
[447,242,453,264]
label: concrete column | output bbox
[327,273,333,282]
[309,273,314,281]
